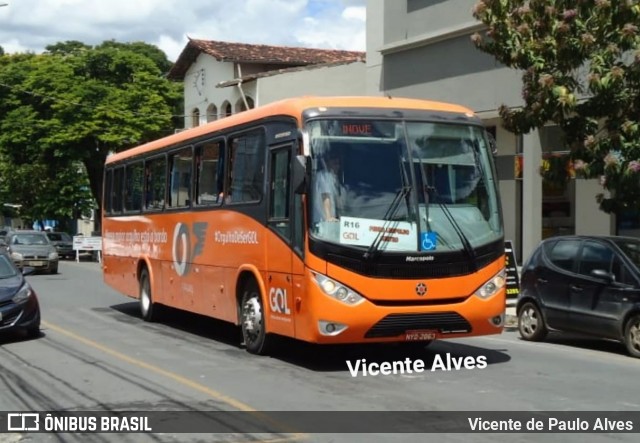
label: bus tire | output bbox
[139,268,157,322]
[240,280,273,355]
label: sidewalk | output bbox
[505,305,517,328]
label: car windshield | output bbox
[12,234,49,246]
[614,238,640,270]
[47,233,71,242]
[0,255,18,278]
[307,119,502,253]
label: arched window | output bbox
[206,104,218,122]
[235,96,254,113]
[191,108,200,127]
[222,101,232,118]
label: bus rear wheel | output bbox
[139,268,157,322]
[240,280,273,355]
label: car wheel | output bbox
[50,264,58,274]
[624,314,640,358]
[240,280,273,355]
[139,268,158,322]
[518,302,548,341]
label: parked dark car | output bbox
[517,235,640,358]
[0,252,40,338]
[46,231,74,259]
[0,226,14,241]
[5,231,59,274]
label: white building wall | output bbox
[183,55,238,127]
[366,0,385,96]
[575,179,614,236]
[255,62,367,104]
[522,130,543,262]
[383,0,477,44]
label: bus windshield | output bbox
[308,119,502,253]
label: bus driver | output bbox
[314,151,345,224]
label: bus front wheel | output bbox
[240,280,273,355]
[139,268,157,322]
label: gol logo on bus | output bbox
[269,287,290,315]
[172,222,207,276]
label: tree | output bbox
[0,41,182,228]
[471,0,640,214]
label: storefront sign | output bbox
[73,236,102,251]
[505,240,520,300]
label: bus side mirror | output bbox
[293,155,308,195]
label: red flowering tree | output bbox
[471,0,640,214]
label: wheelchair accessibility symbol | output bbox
[420,232,437,251]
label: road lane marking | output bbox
[42,320,306,441]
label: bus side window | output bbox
[104,169,113,214]
[168,146,193,208]
[124,161,143,212]
[195,140,223,206]
[145,156,167,210]
[228,130,265,203]
[112,167,125,213]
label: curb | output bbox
[505,306,517,328]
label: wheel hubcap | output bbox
[521,308,538,336]
[630,322,640,351]
[242,297,262,343]
[141,281,150,313]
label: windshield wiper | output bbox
[429,186,478,273]
[363,186,412,260]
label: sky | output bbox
[0,0,367,61]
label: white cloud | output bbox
[0,0,366,61]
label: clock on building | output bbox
[192,68,205,96]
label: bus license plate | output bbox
[404,330,436,341]
[29,261,44,267]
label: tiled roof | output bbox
[167,38,365,80]
[216,59,365,88]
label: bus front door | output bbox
[265,144,296,338]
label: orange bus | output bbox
[102,96,506,354]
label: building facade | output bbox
[168,39,366,130]
[366,0,622,263]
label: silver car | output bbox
[5,231,59,274]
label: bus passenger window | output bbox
[168,147,193,208]
[228,130,265,203]
[145,156,166,210]
[112,167,125,213]
[104,169,113,214]
[195,141,223,206]
[124,162,143,212]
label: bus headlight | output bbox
[474,269,506,299]
[313,273,365,306]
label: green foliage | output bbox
[472,0,640,214]
[0,40,182,226]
